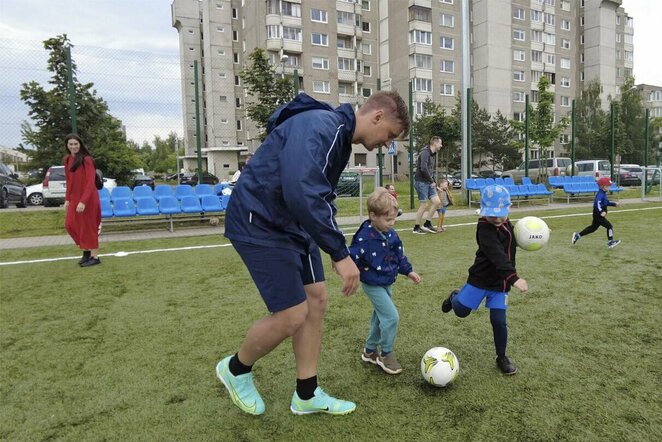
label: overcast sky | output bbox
[0,0,660,150]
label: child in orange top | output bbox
[436,178,454,231]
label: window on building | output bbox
[219,95,227,102]
[232,30,238,41]
[531,10,542,23]
[513,29,525,41]
[282,26,301,41]
[440,0,454,4]
[362,43,372,54]
[440,36,454,49]
[312,80,330,94]
[545,53,555,64]
[362,21,371,32]
[531,50,543,62]
[562,38,571,49]
[232,8,237,18]
[410,30,432,45]
[414,78,433,92]
[311,33,328,46]
[337,11,356,26]
[362,1,370,11]
[514,71,525,82]
[531,30,542,42]
[234,76,240,86]
[363,65,372,76]
[514,8,525,20]
[440,13,454,27]
[560,58,571,69]
[513,50,526,61]
[561,76,570,87]
[267,26,282,39]
[282,1,301,17]
[543,33,555,45]
[338,82,352,95]
[440,59,455,72]
[236,97,241,108]
[531,70,543,82]
[561,19,570,30]
[312,57,329,70]
[531,90,540,103]
[560,96,570,107]
[337,36,354,49]
[237,120,242,130]
[311,9,328,23]
[513,112,525,122]
[362,88,372,97]
[338,57,355,71]
[513,91,525,102]
[440,83,454,95]
[411,53,432,69]
[354,153,367,166]
[410,6,431,22]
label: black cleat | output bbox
[442,289,459,313]
[496,355,518,375]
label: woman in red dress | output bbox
[63,134,102,267]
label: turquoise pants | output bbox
[362,283,400,354]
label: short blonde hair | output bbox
[367,187,399,216]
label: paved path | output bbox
[0,198,642,250]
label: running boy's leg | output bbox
[578,217,601,237]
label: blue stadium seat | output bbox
[133,185,153,201]
[111,186,132,202]
[175,184,195,200]
[154,185,175,202]
[485,178,496,186]
[136,197,160,216]
[535,183,553,195]
[507,185,521,197]
[495,177,505,186]
[215,182,231,194]
[180,195,203,213]
[475,178,486,189]
[504,177,515,186]
[580,175,593,182]
[112,198,136,217]
[518,184,531,196]
[571,175,582,183]
[98,187,111,201]
[194,184,215,198]
[219,194,230,211]
[101,199,113,218]
[200,195,224,212]
[521,176,533,186]
[465,178,477,190]
[158,196,181,215]
[548,176,561,188]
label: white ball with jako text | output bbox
[514,216,550,251]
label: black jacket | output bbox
[414,147,436,184]
[467,218,520,292]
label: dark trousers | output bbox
[451,297,508,356]
[579,214,613,240]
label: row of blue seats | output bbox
[506,184,553,198]
[465,177,516,190]
[562,181,623,195]
[100,194,230,218]
[100,183,230,203]
[549,175,599,188]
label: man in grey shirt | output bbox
[413,136,442,234]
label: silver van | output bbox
[569,160,611,179]
[42,165,67,207]
[502,157,572,184]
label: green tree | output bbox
[611,77,646,164]
[575,79,609,160]
[485,111,522,171]
[514,77,569,181]
[19,35,139,183]
[240,48,294,141]
[411,99,460,174]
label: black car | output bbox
[0,162,27,208]
[615,170,641,187]
[180,172,219,186]
[133,174,156,189]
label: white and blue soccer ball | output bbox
[514,216,551,251]
[421,347,459,387]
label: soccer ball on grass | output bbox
[421,347,459,387]
[513,216,550,251]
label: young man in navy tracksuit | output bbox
[218,91,410,416]
[572,177,622,248]
[441,185,529,375]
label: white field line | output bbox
[1,206,660,267]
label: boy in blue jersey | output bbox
[441,185,528,375]
[350,188,420,375]
[218,91,409,416]
[572,177,622,248]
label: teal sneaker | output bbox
[290,387,356,415]
[216,356,265,415]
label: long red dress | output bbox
[64,155,101,250]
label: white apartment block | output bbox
[172,0,633,178]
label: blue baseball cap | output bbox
[479,185,511,217]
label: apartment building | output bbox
[171,0,633,178]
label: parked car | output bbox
[645,165,661,185]
[26,183,44,206]
[133,174,155,189]
[179,172,219,186]
[477,169,502,179]
[42,165,67,207]
[569,160,611,179]
[166,172,185,181]
[502,157,572,183]
[0,161,27,208]
[444,174,462,189]
[336,171,360,197]
[615,170,641,187]
[619,164,644,183]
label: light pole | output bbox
[279,54,289,79]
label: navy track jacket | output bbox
[467,218,520,293]
[224,93,356,262]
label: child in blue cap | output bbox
[441,185,528,375]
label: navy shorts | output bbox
[231,240,325,313]
[456,283,508,310]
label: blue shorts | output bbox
[455,283,508,310]
[231,241,325,313]
[414,181,437,202]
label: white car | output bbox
[28,177,116,206]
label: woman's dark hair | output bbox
[64,133,92,171]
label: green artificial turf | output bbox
[1,204,661,440]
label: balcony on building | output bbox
[408,0,432,8]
